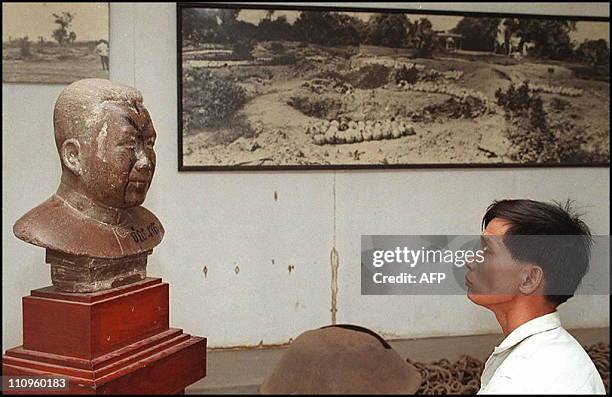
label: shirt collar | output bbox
[492,311,561,355]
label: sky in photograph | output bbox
[2,3,108,42]
[236,9,609,44]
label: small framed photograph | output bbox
[2,2,110,84]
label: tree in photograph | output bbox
[294,11,340,45]
[499,18,521,53]
[410,18,438,56]
[365,13,412,48]
[575,39,610,69]
[514,19,577,60]
[258,14,296,42]
[293,11,363,46]
[182,8,219,42]
[52,11,76,46]
[18,36,31,58]
[215,10,258,44]
[223,20,258,50]
[332,13,367,46]
[451,17,501,52]
[217,9,240,26]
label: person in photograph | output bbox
[95,39,109,71]
[465,199,605,394]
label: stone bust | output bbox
[13,79,164,292]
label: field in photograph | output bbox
[183,42,609,167]
[3,43,108,84]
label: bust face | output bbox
[79,101,157,208]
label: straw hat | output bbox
[260,324,421,394]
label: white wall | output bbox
[3,3,609,351]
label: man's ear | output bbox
[518,265,545,295]
[61,138,82,176]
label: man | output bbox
[465,199,606,394]
[95,39,109,71]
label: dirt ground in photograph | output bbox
[182,42,610,167]
[3,46,108,84]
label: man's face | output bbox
[79,101,156,208]
[465,218,525,307]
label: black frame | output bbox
[177,2,610,171]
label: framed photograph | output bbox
[177,3,609,170]
[2,2,109,84]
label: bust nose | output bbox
[134,153,152,171]
[135,160,150,171]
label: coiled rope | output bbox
[406,343,609,394]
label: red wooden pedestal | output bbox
[3,278,206,394]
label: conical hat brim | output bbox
[260,325,421,394]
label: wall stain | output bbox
[202,265,208,278]
[234,264,240,275]
[271,259,275,265]
[274,191,278,201]
[330,172,339,325]
[288,264,295,274]
[330,247,339,325]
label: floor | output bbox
[186,327,609,394]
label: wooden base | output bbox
[3,278,206,394]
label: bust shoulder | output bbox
[14,195,164,258]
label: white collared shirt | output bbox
[478,311,606,394]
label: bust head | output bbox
[54,78,156,209]
[14,79,164,291]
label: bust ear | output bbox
[61,138,82,176]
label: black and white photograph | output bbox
[2,2,109,84]
[178,4,610,169]
[3,3,610,395]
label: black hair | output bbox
[482,199,593,307]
